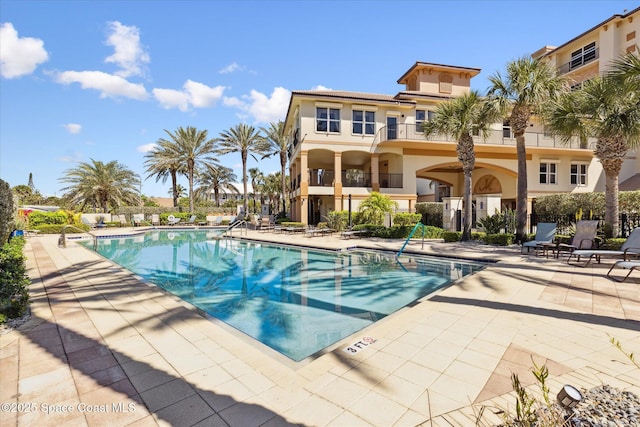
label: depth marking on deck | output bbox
[343,336,377,355]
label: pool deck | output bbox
[1,228,639,426]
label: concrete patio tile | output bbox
[371,374,425,407]
[393,360,440,388]
[79,384,149,426]
[190,413,229,427]
[18,365,77,403]
[152,394,214,427]
[348,389,408,426]
[16,397,88,427]
[283,394,343,426]
[72,364,129,395]
[315,376,370,408]
[139,378,196,412]
[327,411,373,426]
[340,364,389,389]
[358,350,406,374]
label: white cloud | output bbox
[55,70,148,100]
[0,22,49,79]
[311,85,332,91]
[152,80,227,111]
[247,87,290,123]
[104,21,150,78]
[137,143,156,153]
[224,87,290,124]
[219,62,243,74]
[153,88,190,111]
[63,123,82,134]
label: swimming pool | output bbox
[85,230,486,361]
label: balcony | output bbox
[557,47,599,74]
[371,124,595,151]
[296,169,403,190]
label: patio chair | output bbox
[185,215,197,225]
[607,259,640,282]
[151,214,160,226]
[556,220,599,259]
[81,216,97,229]
[522,222,557,254]
[167,215,181,226]
[132,213,145,226]
[568,227,640,267]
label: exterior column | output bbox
[300,151,308,224]
[371,153,380,192]
[333,152,342,211]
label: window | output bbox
[539,162,557,184]
[352,110,375,135]
[570,42,597,70]
[416,110,425,132]
[543,126,553,138]
[316,107,340,133]
[570,163,587,186]
[503,120,512,138]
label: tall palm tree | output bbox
[216,124,269,218]
[59,159,140,211]
[263,172,283,213]
[144,138,184,208]
[195,164,238,207]
[159,126,217,213]
[261,121,289,215]
[422,91,498,241]
[487,57,566,242]
[545,61,640,237]
[248,167,264,214]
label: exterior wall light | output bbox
[557,384,582,409]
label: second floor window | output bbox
[540,162,557,184]
[352,110,375,135]
[503,120,513,138]
[317,107,340,133]
[416,110,425,132]
[570,163,587,186]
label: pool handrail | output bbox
[59,225,97,249]
[224,219,248,237]
[397,222,426,257]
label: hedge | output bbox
[0,237,30,323]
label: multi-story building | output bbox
[282,7,639,227]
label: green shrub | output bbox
[415,202,443,227]
[393,213,422,226]
[0,237,30,323]
[477,209,516,234]
[483,233,513,246]
[323,211,347,231]
[443,231,461,242]
[28,211,70,227]
[1,179,14,243]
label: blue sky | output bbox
[1,0,637,199]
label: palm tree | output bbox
[423,91,499,241]
[144,138,184,208]
[159,126,217,213]
[263,172,283,213]
[59,159,140,211]
[261,121,289,215]
[487,57,566,242]
[545,62,640,237]
[216,124,269,218]
[195,165,238,207]
[248,167,264,214]
[358,192,398,226]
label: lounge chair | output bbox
[132,213,145,226]
[81,216,97,229]
[556,220,599,258]
[151,214,160,226]
[206,215,222,226]
[522,222,557,254]
[607,259,640,282]
[185,215,197,225]
[167,215,181,226]
[568,227,640,267]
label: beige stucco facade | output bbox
[283,8,639,226]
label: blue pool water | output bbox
[85,230,486,361]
